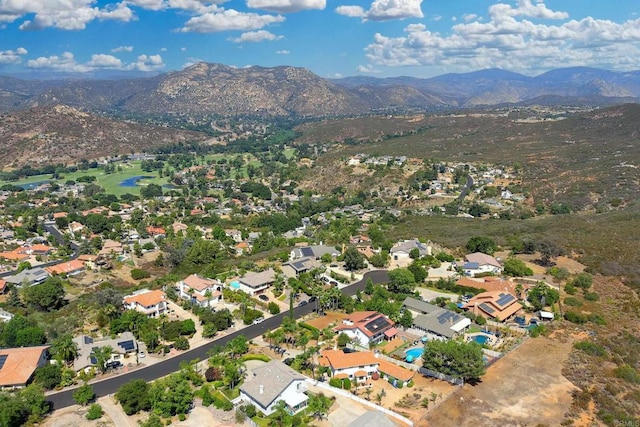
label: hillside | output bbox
[1,64,640,118]
[0,105,208,168]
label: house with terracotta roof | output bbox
[77,254,99,270]
[319,349,415,387]
[0,346,50,389]
[45,259,85,276]
[52,212,68,219]
[178,274,223,307]
[334,311,397,347]
[146,226,166,238]
[0,279,7,294]
[99,239,124,256]
[239,360,308,416]
[459,252,502,276]
[0,250,29,262]
[19,244,54,256]
[234,241,251,256]
[172,222,188,235]
[123,289,168,317]
[463,291,522,322]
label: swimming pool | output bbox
[405,347,424,362]
[230,281,240,289]
[472,335,490,345]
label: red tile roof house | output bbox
[463,291,523,322]
[0,279,7,294]
[178,274,223,308]
[45,259,85,276]
[334,311,397,347]
[319,349,415,387]
[123,289,168,318]
[0,346,50,389]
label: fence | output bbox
[417,367,464,386]
[306,379,414,426]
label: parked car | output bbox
[298,300,308,307]
[258,294,269,301]
[308,296,317,302]
[138,351,146,358]
[330,264,338,267]
[253,317,265,324]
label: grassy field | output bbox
[1,161,172,196]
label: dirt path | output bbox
[424,335,578,427]
[99,396,136,427]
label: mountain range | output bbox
[1,63,639,118]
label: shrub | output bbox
[564,297,582,307]
[529,325,547,338]
[588,313,606,325]
[475,315,487,326]
[204,367,222,382]
[243,404,257,418]
[178,413,186,421]
[564,311,587,324]
[614,365,640,384]
[584,292,599,301]
[241,353,271,362]
[173,337,190,351]
[573,341,607,357]
[267,302,280,314]
[337,333,350,347]
[73,383,95,406]
[86,403,103,420]
[130,269,151,280]
[564,283,577,295]
[329,378,341,388]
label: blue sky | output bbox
[1,0,639,79]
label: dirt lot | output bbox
[424,335,578,427]
[305,312,348,330]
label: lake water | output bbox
[119,175,155,187]
[18,180,51,190]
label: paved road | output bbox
[46,269,389,410]
[456,175,474,202]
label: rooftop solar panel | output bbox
[437,311,459,324]
[300,247,314,257]
[496,293,516,307]
[479,303,495,314]
[365,316,390,332]
[0,354,8,370]
[118,340,136,351]
[292,261,306,270]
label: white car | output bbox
[253,317,265,324]
[138,351,146,358]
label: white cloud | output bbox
[246,0,325,14]
[0,47,27,64]
[130,54,165,71]
[180,47,187,51]
[160,47,168,51]
[463,13,478,22]
[25,51,164,73]
[0,0,134,30]
[432,15,441,21]
[357,64,380,74]
[335,5,364,18]
[87,54,123,69]
[180,9,285,33]
[338,0,423,22]
[363,1,640,74]
[112,45,134,53]
[126,0,223,13]
[276,49,290,54]
[229,30,283,42]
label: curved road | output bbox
[47,269,389,410]
[456,175,474,203]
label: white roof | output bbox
[280,386,308,407]
[450,317,471,332]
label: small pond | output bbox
[119,175,155,187]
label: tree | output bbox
[86,403,103,420]
[22,276,66,311]
[33,363,62,390]
[502,257,533,277]
[537,240,564,267]
[337,332,350,347]
[407,262,427,283]
[572,273,593,290]
[90,346,113,374]
[268,301,281,314]
[466,236,497,255]
[115,379,151,415]
[149,374,194,417]
[527,282,560,311]
[51,334,79,365]
[387,268,416,295]
[73,383,95,406]
[422,340,486,381]
[343,247,366,271]
[399,309,413,328]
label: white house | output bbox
[123,289,168,317]
[232,269,276,296]
[334,311,397,347]
[319,349,415,387]
[72,332,138,372]
[461,252,503,276]
[390,239,431,261]
[178,274,223,307]
[239,360,308,416]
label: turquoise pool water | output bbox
[472,335,490,345]
[230,281,240,289]
[405,347,424,362]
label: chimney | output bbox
[259,385,264,395]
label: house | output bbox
[0,346,50,388]
[0,308,13,322]
[45,259,85,276]
[402,297,470,340]
[100,239,124,256]
[123,289,168,317]
[0,250,29,262]
[464,291,522,322]
[0,279,7,294]
[146,226,166,238]
[232,269,277,296]
[234,241,251,256]
[334,311,397,347]
[72,332,138,372]
[5,267,50,287]
[281,257,319,278]
[172,222,188,235]
[239,360,308,416]
[319,349,379,383]
[225,229,243,243]
[390,239,431,261]
[319,349,415,387]
[19,244,54,256]
[77,254,99,270]
[459,252,502,276]
[68,221,85,234]
[178,274,223,307]
[290,245,340,261]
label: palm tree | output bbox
[91,346,113,374]
[52,334,79,365]
[273,400,290,426]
